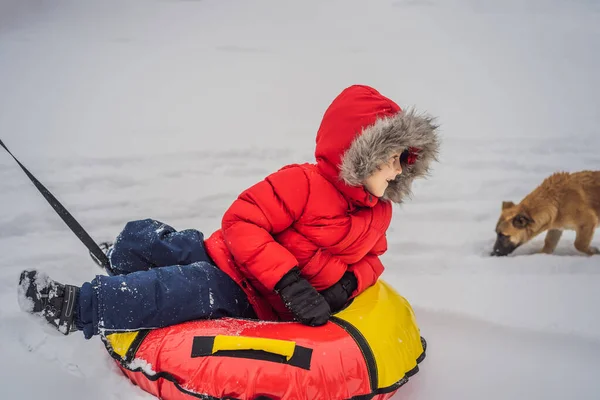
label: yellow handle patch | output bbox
[105,331,140,358]
[212,335,296,361]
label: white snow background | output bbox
[1,0,599,399]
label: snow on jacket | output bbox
[204,85,440,320]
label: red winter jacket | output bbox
[204,85,439,320]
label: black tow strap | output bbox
[0,138,110,270]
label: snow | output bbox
[127,359,156,377]
[1,0,599,399]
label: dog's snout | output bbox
[490,247,508,257]
[491,233,517,256]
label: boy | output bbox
[18,85,440,338]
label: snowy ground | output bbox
[1,0,600,399]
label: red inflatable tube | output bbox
[102,281,426,400]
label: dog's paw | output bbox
[578,246,600,256]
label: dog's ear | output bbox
[512,213,534,229]
[502,201,515,210]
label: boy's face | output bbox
[363,153,403,197]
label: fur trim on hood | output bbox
[339,108,440,203]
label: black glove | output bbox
[274,267,331,326]
[320,272,358,312]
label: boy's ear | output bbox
[502,201,515,210]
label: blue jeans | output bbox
[76,219,255,339]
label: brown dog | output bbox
[492,170,600,256]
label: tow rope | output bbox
[0,138,110,269]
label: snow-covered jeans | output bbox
[75,219,256,339]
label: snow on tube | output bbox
[101,279,426,400]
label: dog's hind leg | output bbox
[542,229,563,254]
[574,219,599,256]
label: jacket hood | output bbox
[315,85,440,205]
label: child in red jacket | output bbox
[18,85,440,338]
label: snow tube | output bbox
[101,279,426,400]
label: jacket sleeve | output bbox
[308,234,388,296]
[221,166,310,291]
[347,234,388,297]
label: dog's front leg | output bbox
[542,229,563,254]
[574,222,599,256]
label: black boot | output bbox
[89,241,113,269]
[18,270,80,335]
